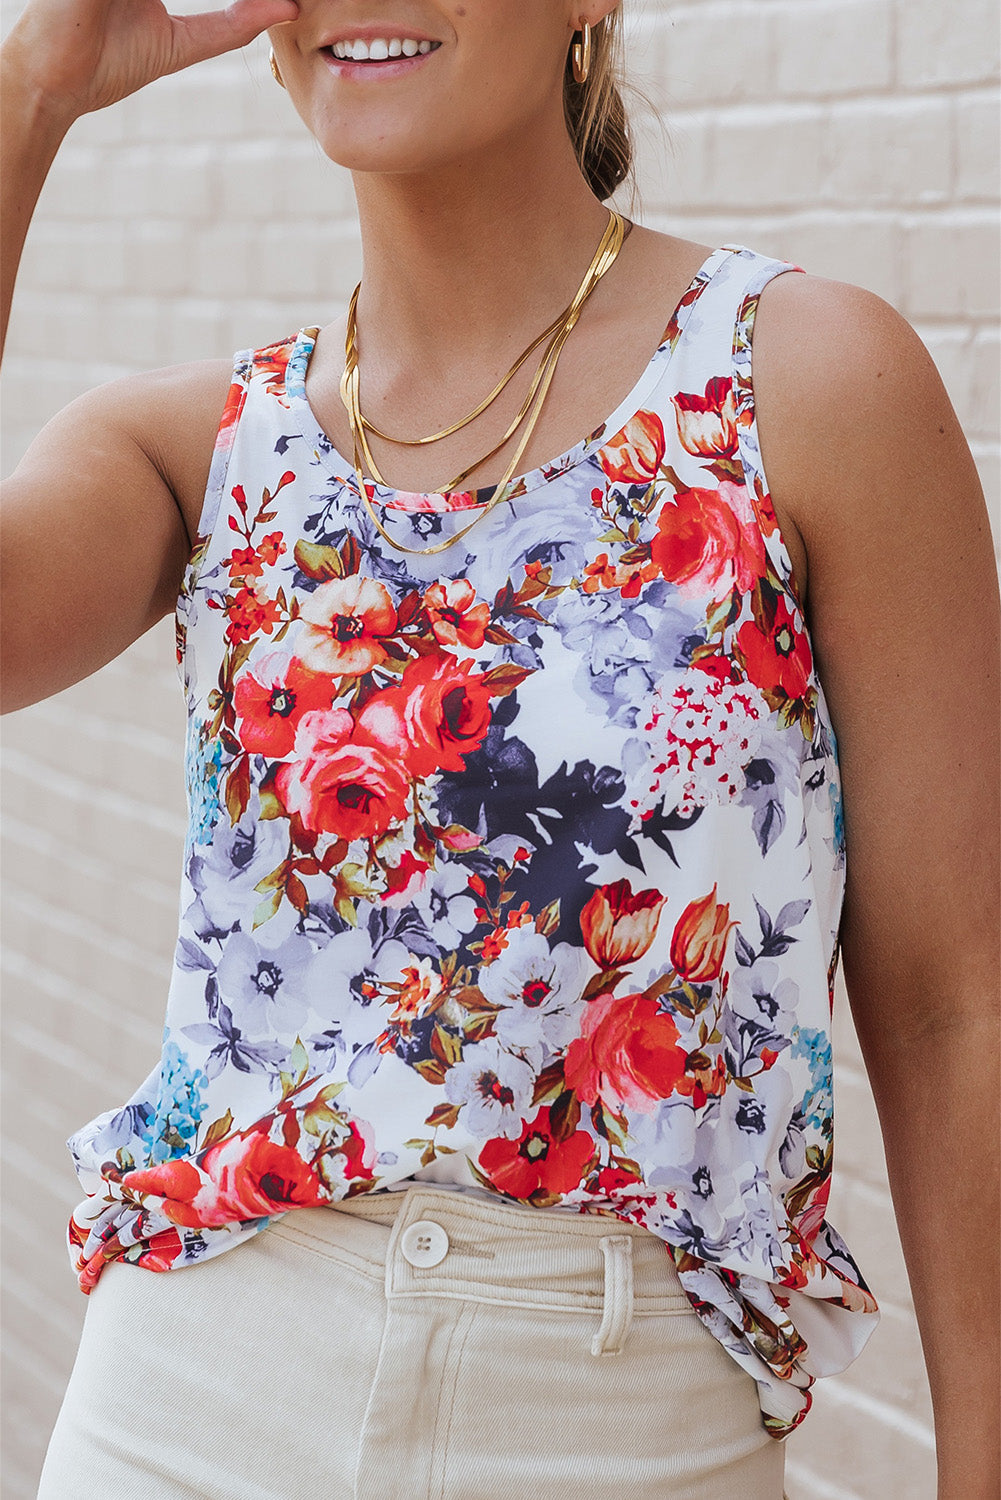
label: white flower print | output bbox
[728,958,799,1030]
[443,1041,535,1139]
[479,926,589,1057]
[214,927,317,1034]
[411,861,480,951]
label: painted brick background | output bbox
[1,0,998,1494]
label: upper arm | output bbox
[0,358,233,713]
[749,273,1000,1038]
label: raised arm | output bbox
[1,0,297,712]
[753,272,1000,1498]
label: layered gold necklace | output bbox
[339,208,630,557]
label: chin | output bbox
[309,117,466,178]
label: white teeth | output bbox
[331,36,436,61]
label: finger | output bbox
[168,0,299,71]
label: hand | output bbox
[2,0,298,123]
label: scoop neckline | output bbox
[285,243,740,513]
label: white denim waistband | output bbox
[266,1186,693,1355]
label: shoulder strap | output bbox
[725,246,807,602]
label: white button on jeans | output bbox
[399,1220,450,1268]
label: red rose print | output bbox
[134,1226,184,1272]
[672,376,739,460]
[651,483,766,599]
[669,885,736,983]
[598,410,666,484]
[580,879,667,968]
[477,1107,595,1198]
[564,991,688,1114]
[275,708,410,841]
[735,596,813,703]
[233,652,336,758]
[338,1120,377,1182]
[381,849,430,906]
[422,579,491,650]
[795,1179,831,1246]
[123,1131,328,1229]
[298,575,398,676]
[217,378,248,441]
[357,654,493,778]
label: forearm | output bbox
[852,1003,1000,1496]
[1,35,76,357]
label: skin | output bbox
[1,1,998,1492]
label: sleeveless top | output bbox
[66,242,879,1437]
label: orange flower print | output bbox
[233,652,336,758]
[227,545,264,579]
[422,579,491,650]
[736,596,814,704]
[298,576,398,676]
[651,483,766,600]
[580,879,667,968]
[676,1052,728,1109]
[564,991,688,1114]
[275,707,410,842]
[225,584,284,645]
[357,654,493,779]
[257,531,287,567]
[477,1106,596,1199]
[669,885,737,983]
[581,552,660,599]
[391,959,442,1023]
[598,410,666,485]
[672,376,739,460]
[123,1131,329,1229]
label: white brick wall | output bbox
[1,0,997,1493]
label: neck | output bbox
[348,115,614,387]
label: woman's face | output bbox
[269,3,600,177]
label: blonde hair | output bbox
[563,10,633,202]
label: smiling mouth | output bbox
[324,40,443,65]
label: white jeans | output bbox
[39,1185,787,1498]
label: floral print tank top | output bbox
[67,243,879,1437]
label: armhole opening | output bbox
[731,266,808,616]
[178,351,254,604]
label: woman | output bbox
[2,0,998,1496]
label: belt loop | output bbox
[591,1234,634,1357]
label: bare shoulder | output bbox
[76,356,236,542]
[1,356,235,711]
[743,270,987,609]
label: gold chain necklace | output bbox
[344,208,624,493]
[344,208,628,558]
[343,216,633,493]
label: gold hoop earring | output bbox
[571,20,591,84]
[269,46,286,89]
